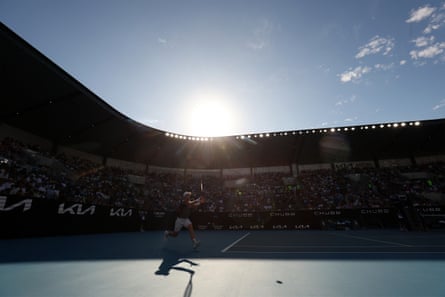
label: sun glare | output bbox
[186,91,236,137]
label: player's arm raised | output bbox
[189,196,205,207]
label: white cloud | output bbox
[139,118,160,128]
[424,5,445,33]
[339,66,372,83]
[400,60,407,65]
[374,63,394,71]
[424,23,441,34]
[247,40,266,50]
[410,42,445,59]
[157,37,167,44]
[336,95,357,106]
[406,5,436,23]
[412,36,435,47]
[247,19,276,51]
[433,99,445,110]
[355,36,394,59]
[318,64,331,74]
[406,3,445,64]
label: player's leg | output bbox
[165,230,179,237]
[185,219,200,249]
[165,218,182,238]
[186,223,197,241]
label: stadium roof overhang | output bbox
[1,22,445,169]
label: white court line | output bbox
[224,251,445,254]
[235,245,419,248]
[221,232,251,253]
[330,232,412,247]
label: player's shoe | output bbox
[164,230,169,240]
[193,240,200,250]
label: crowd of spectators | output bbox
[0,137,444,213]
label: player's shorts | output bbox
[174,217,192,232]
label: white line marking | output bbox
[330,233,412,247]
[221,232,251,253]
[224,251,445,254]
[235,245,421,248]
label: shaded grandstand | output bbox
[1,22,444,237]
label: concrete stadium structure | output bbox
[2,22,445,174]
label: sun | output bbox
[185,91,237,137]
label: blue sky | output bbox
[1,0,445,137]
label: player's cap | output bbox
[183,191,192,197]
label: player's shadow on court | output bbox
[155,249,198,297]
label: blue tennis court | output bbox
[1,230,444,296]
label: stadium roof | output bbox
[1,22,445,169]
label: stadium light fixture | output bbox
[414,121,421,126]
